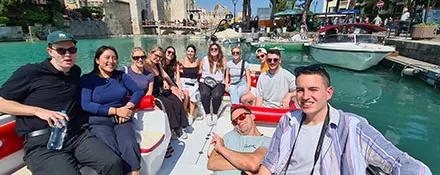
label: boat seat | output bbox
[140,131,165,154]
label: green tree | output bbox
[270,0,287,19]
[301,0,312,29]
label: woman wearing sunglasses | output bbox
[176,44,200,124]
[226,46,251,105]
[81,46,145,175]
[122,47,154,96]
[144,46,189,139]
[161,46,182,99]
[199,43,228,126]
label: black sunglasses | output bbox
[132,55,146,60]
[51,47,77,55]
[294,64,328,77]
[232,51,240,55]
[266,58,279,63]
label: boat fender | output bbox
[138,95,155,110]
[402,67,420,76]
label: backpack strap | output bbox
[123,66,129,74]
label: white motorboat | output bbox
[310,34,395,71]
[310,23,395,71]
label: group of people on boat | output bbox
[0,30,433,175]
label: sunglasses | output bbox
[132,55,146,61]
[294,64,328,78]
[51,47,77,55]
[210,48,218,51]
[153,53,162,59]
[231,112,250,126]
[167,50,175,55]
[266,58,280,63]
[232,51,240,55]
[256,54,265,59]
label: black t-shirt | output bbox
[0,59,85,136]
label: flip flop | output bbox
[165,151,173,158]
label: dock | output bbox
[383,55,440,88]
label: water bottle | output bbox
[47,110,68,150]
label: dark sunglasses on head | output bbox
[132,55,146,60]
[232,51,240,55]
[266,58,280,63]
[231,112,250,126]
[294,64,326,77]
[167,50,174,55]
[51,47,77,55]
[210,48,218,51]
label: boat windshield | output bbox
[318,34,385,44]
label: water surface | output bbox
[0,36,438,173]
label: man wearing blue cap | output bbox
[0,31,123,175]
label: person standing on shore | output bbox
[0,31,123,175]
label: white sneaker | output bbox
[196,113,204,121]
[171,131,179,140]
[188,115,194,125]
[211,114,218,126]
[180,130,188,139]
[206,113,213,126]
[207,114,218,126]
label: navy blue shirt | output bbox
[80,71,144,117]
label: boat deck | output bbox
[384,55,440,87]
[385,55,440,74]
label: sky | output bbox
[197,0,271,16]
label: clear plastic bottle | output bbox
[47,110,67,150]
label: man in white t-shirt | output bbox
[255,49,296,108]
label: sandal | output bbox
[165,150,173,158]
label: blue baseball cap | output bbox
[47,31,77,44]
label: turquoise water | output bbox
[1,36,439,173]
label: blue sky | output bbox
[197,0,271,16]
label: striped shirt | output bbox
[262,105,432,175]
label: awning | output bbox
[274,8,313,17]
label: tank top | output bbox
[181,67,199,79]
[201,56,224,82]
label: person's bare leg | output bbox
[127,170,140,175]
[189,101,196,117]
[183,90,190,113]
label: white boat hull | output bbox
[1,108,171,175]
[310,42,395,71]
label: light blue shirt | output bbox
[262,105,432,175]
[215,130,271,175]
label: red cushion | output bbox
[0,121,24,160]
[250,74,259,88]
[138,95,155,110]
[232,104,298,124]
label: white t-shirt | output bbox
[256,68,295,108]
